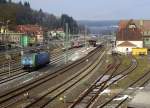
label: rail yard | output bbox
[1,0,150,108]
[0,41,149,108]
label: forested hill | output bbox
[0,0,79,34]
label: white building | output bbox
[116,41,143,54]
[116,20,143,54]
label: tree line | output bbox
[0,0,81,34]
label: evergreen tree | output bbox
[19,1,22,5]
[24,1,30,8]
[0,0,7,4]
[0,0,80,33]
[8,0,12,3]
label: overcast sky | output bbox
[13,0,150,20]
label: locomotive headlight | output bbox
[22,60,26,64]
[29,60,32,64]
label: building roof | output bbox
[117,41,137,47]
[117,19,142,41]
[16,24,43,35]
[140,20,150,31]
[119,20,150,31]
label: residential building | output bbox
[16,24,44,43]
[48,28,65,39]
[138,20,150,49]
[0,32,24,48]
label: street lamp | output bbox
[59,96,67,108]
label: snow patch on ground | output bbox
[113,95,131,101]
[99,89,111,95]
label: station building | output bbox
[116,20,143,54]
[128,20,150,49]
[139,20,150,49]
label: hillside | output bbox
[78,20,119,34]
[0,0,79,34]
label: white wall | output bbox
[116,46,133,54]
[116,41,143,54]
[116,41,143,48]
[129,41,143,48]
[116,41,124,46]
[37,34,43,43]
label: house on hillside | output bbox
[16,25,44,43]
[116,20,143,54]
[138,20,150,49]
[47,28,65,39]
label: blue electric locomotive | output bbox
[21,51,50,71]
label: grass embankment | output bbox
[116,55,131,72]
[50,54,113,108]
[113,56,150,89]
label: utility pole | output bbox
[98,33,101,43]
[84,26,88,48]
[84,26,86,48]
[6,20,10,48]
[64,23,69,64]
[5,54,11,76]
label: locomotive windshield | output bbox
[21,54,33,65]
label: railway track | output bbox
[69,55,137,108]
[0,47,81,73]
[69,55,122,108]
[0,47,59,67]
[99,68,150,108]
[23,48,105,108]
[0,48,82,84]
[0,46,104,108]
[0,46,79,67]
[90,57,137,108]
[102,62,150,108]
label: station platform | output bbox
[128,83,150,108]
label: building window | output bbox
[146,38,149,41]
[144,31,147,36]
[129,25,136,29]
